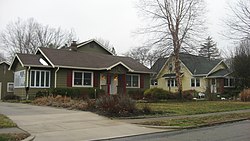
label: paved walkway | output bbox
[118,109,250,124]
[0,102,167,141]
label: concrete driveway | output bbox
[0,102,165,141]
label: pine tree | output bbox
[199,36,221,59]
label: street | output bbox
[108,120,250,141]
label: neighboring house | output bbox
[0,61,14,99]
[9,39,152,99]
[151,53,234,94]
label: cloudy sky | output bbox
[0,0,237,56]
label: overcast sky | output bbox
[0,0,237,56]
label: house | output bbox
[9,39,153,99]
[0,61,14,99]
[151,53,234,94]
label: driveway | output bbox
[0,102,166,141]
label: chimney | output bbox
[70,41,77,51]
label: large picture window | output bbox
[73,71,93,87]
[14,70,25,88]
[191,78,200,87]
[126,74,140,88]
[30,70,50,88]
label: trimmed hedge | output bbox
[144,88,171,100]
[36,88,106,99]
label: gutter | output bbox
[54,67,60,88]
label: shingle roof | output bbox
[208,69,231,77]
[17,54,52,67]
[38,47,152,73]
[179,53,221,75]
[150,58,168,78]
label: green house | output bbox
[9,39,153,99]
[0,61,14,99]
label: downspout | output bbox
[26,66,31,100]
[54,67,60,88]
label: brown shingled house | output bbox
[9,39,152,99]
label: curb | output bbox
[21,135,35,141]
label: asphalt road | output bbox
[108,120,250,141]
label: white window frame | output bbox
[126,74,140,88]
[191,78,201,87]
[30,70,51,88]
[7,82,14,92]
[167,79,177,87]
[14,70,26,88]
[72,71,93,87]
[224,77,235,88]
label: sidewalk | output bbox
[118,109,250,124]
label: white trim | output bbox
[206,60,224,77]
[107,61,134,72]
[155,57,170,79]
[29,70,51,88]
[224,77,235,88]
[72,71,94,87]
[7,82,14,92]
[0,61,10,66]
[37,48,55,68]
[9,55,24,70]
[77,39,114,55]
[190,78,201,87]
[179,60,193,75]
[166,79,178,87]
[126,74,140,88]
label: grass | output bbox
[141,112,250,127]
[137,101,250,116]
[0,133,29,141]
[0,114,16,128]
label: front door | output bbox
[210,79,217,93]
[110,74,118,95]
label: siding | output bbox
[77,42,112,55]
[0,63,14,99]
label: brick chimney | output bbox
[70,41,77,51]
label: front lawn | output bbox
[0,114,16,128]
[141,112,250,127]
[137,101,250,116]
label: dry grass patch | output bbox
[141,112,250,127]
[137,101,250,116]
[0,114,16,128]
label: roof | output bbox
[179,53,221,75]
[36,47,152,73]
[0,61,10,66]
[16,54,52,68]
[151,58,168,75]
[207,69,232,78]
[162,73,183,78]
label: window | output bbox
[126,74,140,88]
[14,70,25,88]
[7,82,14,92]
[73,71,93,87]
[191,78,201,87]
[224,78,235,87]
[30,70,50,88]
[167,79,177,87]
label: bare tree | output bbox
[138,0,205,99]
[125,45,170,67]
[225,0,250,40]
[96,38,117,55]
[199,36,221,59]
[0,18,77,59]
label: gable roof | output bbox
[179,53,221,75]
[207,69,232,78]
[152,53,224,77]
[34,47,152,73]
[77,39,114,55]
[0,61,10,66]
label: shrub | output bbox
[36,90,49,98]
[240,89,250,102]
[182,90,197,100]
[144,88,170,100]
[222,89,240,99]
[3,95,20,101]
[95,95,137,117]
[127,90,144,100]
